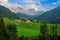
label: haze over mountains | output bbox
[16,8,44,19]
[8,5,44,16]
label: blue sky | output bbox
[8,0,60,11]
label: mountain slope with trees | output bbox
[0,5,19,19]
[35,6,60,24]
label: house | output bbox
[17,19,22,22]
[26,20,31,23]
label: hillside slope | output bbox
[0,5,19,19]
[35,6,60,24]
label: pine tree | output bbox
[40,22,49,40]
[7,23,17,40]
[50,24,58,40]
[0,17,7,40]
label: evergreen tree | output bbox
[40,22,49,40]
[50,24,58,40]
[0,17,7,40]
[7,23,17,40]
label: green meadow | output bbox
[4,18,60,37]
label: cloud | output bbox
[8,0,41,11]
[23,4,38,10]
[40,0,48,1]
[52,2,57,5]
[8,0,42,10]
[57,0,60,4]
[1,0,52,11]
[25,0,33,2]
[8,0,51,11]
[22,0,41,10]
[52,0,60,5]
[0,0,8,3]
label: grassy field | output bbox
[4,18,40,37]
[3,18,60,37]
[17,23,40,37]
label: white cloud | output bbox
[24,4,38,10]
[7,0,42,11]
[40,0,48,1]
[1,0,51,11]
[25,0,32,2]
[0,0,8,3]
[22,0,42,10]
[53,2,57,5]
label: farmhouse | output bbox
[17,19,31,23]
[26,20,31,23]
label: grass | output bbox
[3,18,60,37]
[17,27,39,37]
[17,23,40,37]
[4,18,40,37]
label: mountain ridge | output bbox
[35,6,60,24]
[0,5,19,19]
